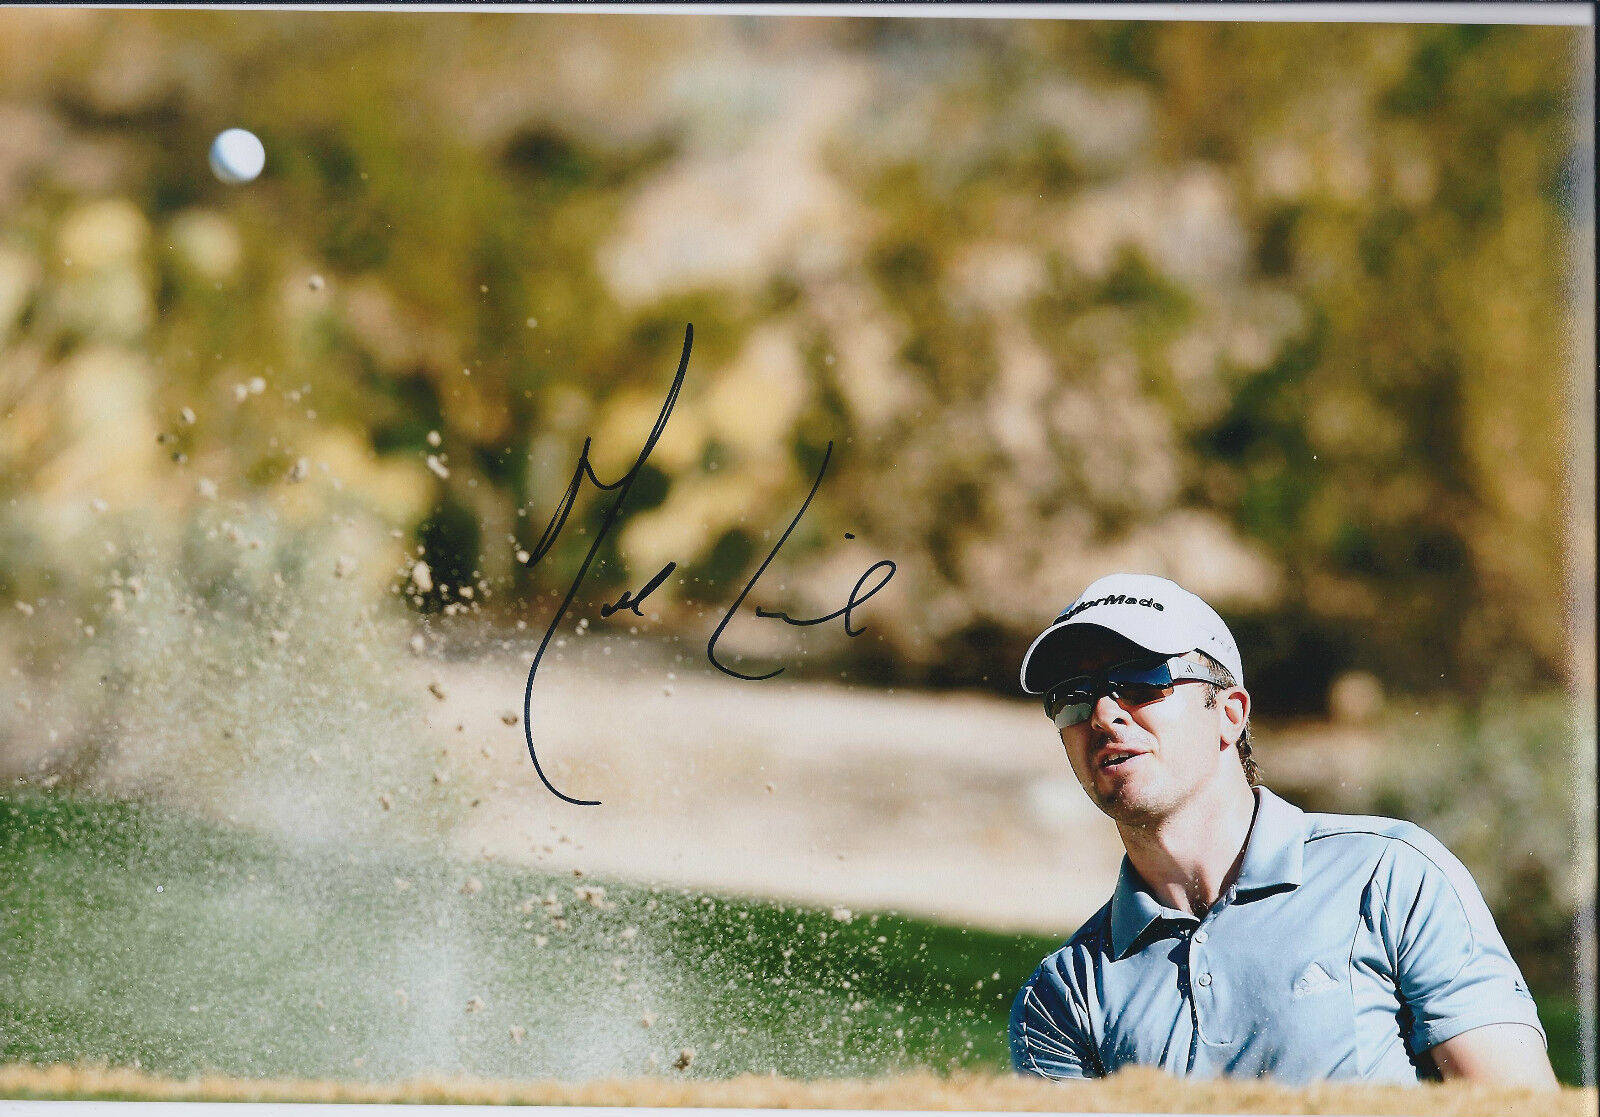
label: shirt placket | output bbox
[1187,887,1237,1053]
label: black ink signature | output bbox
[755,559,896,637]
[519,324,895,804]
[518,326,692,806]
[599,561,677,619]
[706,444,897,679]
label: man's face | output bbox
[1050,628,1244,827]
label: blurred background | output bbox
[0,9,1593,1089]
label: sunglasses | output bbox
[1043,655,1229,729]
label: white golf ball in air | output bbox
[209,128,265,184]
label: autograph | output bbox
[519,325,895,805]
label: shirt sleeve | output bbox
[1371,826,1545,1055]
[1009,958,1101,1079]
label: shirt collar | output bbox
[1233,785,1308,895]
[1107,786,1308,960]
[1108,863,1176,959]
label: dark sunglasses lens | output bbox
[1044,681,1094,724]
[1044,658,1179,725]
[1048,696,1094,727]
[1110,680,1174,705]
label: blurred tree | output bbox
[0,12,1583,706]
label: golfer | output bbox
[1009,573,1556,1086]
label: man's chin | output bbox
[1089,784,1171,828]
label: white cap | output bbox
[1019,573,1243,694]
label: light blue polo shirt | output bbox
[1009,787,1544,1085]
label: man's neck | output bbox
[1117,779,1258,918]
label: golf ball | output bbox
[209,128,265,184]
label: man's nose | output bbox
[1088,691,1127,729]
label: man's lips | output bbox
[1094,745,1148,770]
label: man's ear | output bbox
[1218,686,1250,749]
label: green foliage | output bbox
[0,14,1585,698]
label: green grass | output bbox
[1537,996,1586,1089]
[0,791,1056,1082]
[0,791,1584,1085]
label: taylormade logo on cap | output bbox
[1060,592,1166,620]
[1019,573,1244,694]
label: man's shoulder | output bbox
[1029,899,1116,976]
[1300,804,1433,847]
[1292,801,1474,889]
[1066,897,1117,951]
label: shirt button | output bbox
[1197,973,1212,987]
[1194,930,1208,944]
